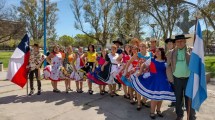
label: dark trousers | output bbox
[174,76,196,120]
[29,69,41,91]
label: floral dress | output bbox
[43,52,65,81]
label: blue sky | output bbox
[5,0,204,38]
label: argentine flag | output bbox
[185,21,207,111]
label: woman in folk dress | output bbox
[133,48,175,119]
[63,46,75,93]
[87,48,108,95]
[116,44,131,99]
[45,45,65,93]
[99,45,120,97]
[125,42,152,110]
[81,44,98,95]
[71,47,85,93]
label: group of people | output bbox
[27,34,196,120]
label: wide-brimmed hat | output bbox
[165,38,175,43]
[113,38,123,46]
[174,34,191,41]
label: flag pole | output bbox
[43,0,47,67]
[187,15,199,120]
[27,73,28,96]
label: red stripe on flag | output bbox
[11,51,30,88]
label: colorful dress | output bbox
[43,52,65,81]
[70,52,85,81]
[122,52,152,87]
[87,56,107,85]
[62,53,74,78]
[116,53,130,85]
[97,53,119,84]
[131,58,176,101]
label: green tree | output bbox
[17,0,58,41]
[0,0,25,43]
[74,34,97,47]
[71,0,115,47]
[58,35,75,47]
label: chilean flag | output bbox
[6,34,30,88]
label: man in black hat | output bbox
[166,35,196,120]
[113,39,123,54]
[165,38,175,52]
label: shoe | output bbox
[28,89,35,96]
[66,90,69,94]
[88,90,93,95]
[156,111,164,117]
[114,92,119,96]
[68,88,73,91]
[124,95,130,99]
[100,91,105,95]
[175,117,183,120]
[103,91,108,94]
[130,99,135,105]
[77,89,83,93]
[150,113,156,119]
[37,90,41,95]
[136,104,142,111]
[110,93,115,97]
[142,102,150,108]
[53,89,61,93]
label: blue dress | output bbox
[131,58,176,101]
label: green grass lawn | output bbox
[0,51,215,77]
[205,56,215,78]
[0,51,13,70]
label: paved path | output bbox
[0,78,215,120]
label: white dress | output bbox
[70,52,85,81]
[43,53,65,81]
[106,53,119,84]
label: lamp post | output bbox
[43,0,47,66]
[150,23,157,38]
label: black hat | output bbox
[165,38,175,43]
[174,34,191,41]
[113,38,123,46]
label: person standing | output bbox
[149,38,157,55]
[113,39,123,91]
[71,47,85,93]
[116,44,131,99]
[99,45,119,97]
[27,44,45,95]
[63,46,75,93]
[125,42,152,111]
[87,48,108,95]
[133,48,175,119]
[45,45,65,93]
[81,44,97,95]
[165,38,176,107]
[166,35,196,120]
